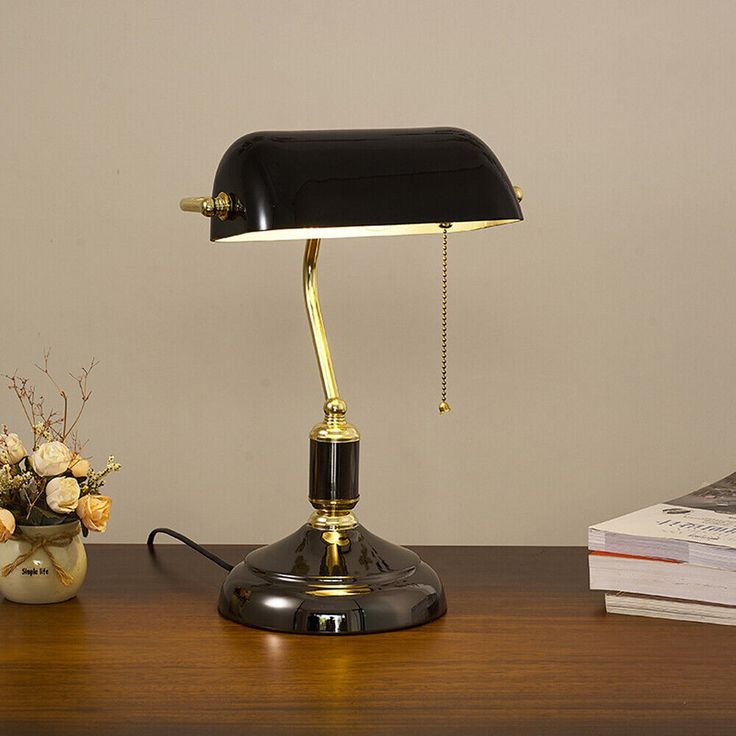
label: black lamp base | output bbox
[218,522,446,634]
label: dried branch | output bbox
[5,354,98,448]
[64,358,98,442]
[35,349,68,438]
[23,478,45,521]
[4,372,35,432]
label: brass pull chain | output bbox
[439,224,451,414]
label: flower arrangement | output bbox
[0,353,120,542]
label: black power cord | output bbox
[146,527,233,572]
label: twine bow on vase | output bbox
[1,527,80,587]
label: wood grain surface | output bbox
[3,545,736,736]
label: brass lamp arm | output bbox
[303,239,340,402]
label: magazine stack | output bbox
[589,473,736,625]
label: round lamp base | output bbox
[218,523,446,634]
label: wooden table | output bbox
[4,545,736,735]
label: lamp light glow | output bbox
[215,219,519,243]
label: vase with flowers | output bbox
[0,353,120,603]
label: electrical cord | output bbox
[146,527,233,572]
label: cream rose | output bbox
[1,433,27,464]
[0,508,15,542]
[32,441,72,477]
[76,494,111,532]
[45,476,80,514]
[69,454,91,478]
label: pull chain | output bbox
[439,224,451,414]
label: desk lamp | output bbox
[180,127,523,634]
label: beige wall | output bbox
[1,1,735,545]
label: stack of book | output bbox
[589,472,736,625]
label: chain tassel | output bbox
[439,224,451,414]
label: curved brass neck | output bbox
[303,239,340,401]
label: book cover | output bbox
[589,472,736,567]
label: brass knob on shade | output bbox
[513,185,523,202]
[179,192,232,220]
[180,196,212,216]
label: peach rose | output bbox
[69,454,91,479]
[45,476,80,514]
[77,494,111,532]
[0,508,16,542]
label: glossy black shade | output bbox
[209,127,522,242]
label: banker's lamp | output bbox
[181,127,523,634]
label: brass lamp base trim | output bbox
[218,522,446,634]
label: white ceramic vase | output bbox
[0,521,87,604]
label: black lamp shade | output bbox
[209,127,522,242]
